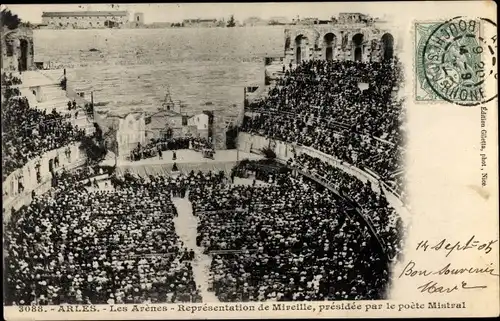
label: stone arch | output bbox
[381,33,395,60]
[295,35,309,65]
[19,38,29,72]
[352,33,364,62]
[284,29,292,53]
[323,33,337,61]
[54,155,59,168]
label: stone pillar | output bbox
[27,39,34,70]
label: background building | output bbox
[187,112,210,140]
[95,105,211,159]
[94,111,145,159]
[268,17,291,25]
[338,12,374,24]
[243,17,268,27]
[41,11,129,29]
[182,18,218,28]
[296,17,320,25]
[146,22,175,29]
[145,109,187,140]
[132,12,144,27]
[1,26,34,72]
[134,12,144,24]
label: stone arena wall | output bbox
[3,143,85,223]
[237,132,410,227]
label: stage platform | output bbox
[112,149,263,177]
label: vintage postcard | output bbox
[1,1,498,320]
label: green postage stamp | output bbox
[415,17,497,106]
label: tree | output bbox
[260,146,276,159]
[79,123,108,164]
[59,77,68,91]
[227,15,236,28]
[1,8,21,30]
[90,122,100,137]
[79,136,107,163]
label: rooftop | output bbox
[183,18,217,23]
[149,109,183,118]
[42,11,128,17]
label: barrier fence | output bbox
[237,133,412,255]
[209,249,260,255]
[237,132,409,214]
[193,209,247,216]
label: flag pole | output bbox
[237,87,247,163]
[90,91,95,121]
[236,123,239,163]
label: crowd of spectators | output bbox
[51,164,115,188]
[1,72,22,87]
[4,169,230,305]
[241,59,405,196]
[293,153,404,259]
[5,156,401,304]
[4,57,407,305]
[2,84,85,181]
[130,137,212,161]
[189,168,392,302]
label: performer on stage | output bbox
[158,145,163,160]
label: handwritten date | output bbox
[415,235,497,257]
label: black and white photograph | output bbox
[1,2,498,319]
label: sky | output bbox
[4,3,395,24]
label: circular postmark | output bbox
[422,16,497,106]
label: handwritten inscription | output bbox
[399,260,498,294]
[417,281,487,294]
[417,281,459,294]
[415,235,498,257]
[399,261,499,278]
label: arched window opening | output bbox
[295,35,309,65]
[352,33,364,61]
[19,39,29,71]
[323,33,336,61]
[381,33,395,60]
